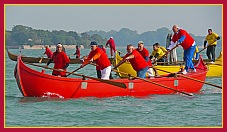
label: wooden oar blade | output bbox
[81,75,126,89]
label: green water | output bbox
[5,48,222,127]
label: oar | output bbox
[25,62,126,89]
[113,59,127,69]
[112,69,193,96]
[38,55,44,63]
[117,50,126,55]
[66,61,90,77]
[205,63,222,66]
[198,42,218,54]
[157,60,222,66]
[69,54,76,57]
[156,61,185,65]
[153,44,180,64]
[198,47,207,53]
[155,68,222,89]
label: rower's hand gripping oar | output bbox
[66,57,91,77]
[66,62,90,77]
[198,47,207,54]
[113,59,127,70]
[25,62,126,89]
[200,38,219,53]
[39,55,44,63]
[153,44,180,64]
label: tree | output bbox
[11,25,32,45]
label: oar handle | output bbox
[66,67,83,77]
[117,50,126,55]
[198,47,207,53]
[153,44,179,64]
[25,62,61,72]
[66,62,90,77]
[113,59,126,69]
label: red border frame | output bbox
[1,0,225,131]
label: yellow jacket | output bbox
[160,46,167,52]
[205,32,219,45]
[151,48,165,59]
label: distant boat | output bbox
[6,48,114,64]
[113,51,222,77]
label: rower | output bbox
[114,44,149,79]
[80,41,112,80]
[150,43,166,65]
[46,43,70,77]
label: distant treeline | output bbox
[6,25,221,48]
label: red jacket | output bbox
[75,49,80,58]
[44,48,53,58]
[136,48,152,66]
[51,52,70,76]
[123,50,148,71]
[172,29,195,50]
[84,47,111,70]
[96,47,107,70]
[106,38,116,51]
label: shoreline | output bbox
[6,44,84,49]
[6,44,205,49]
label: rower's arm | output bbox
[46,59,52,66]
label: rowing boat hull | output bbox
[14,56,207,98]
[114,52,222,77]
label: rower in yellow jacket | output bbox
[150,43,167,63]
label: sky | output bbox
[5,5,222,36]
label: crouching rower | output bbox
[114,44,149,79]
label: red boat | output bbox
[14,55,207,98]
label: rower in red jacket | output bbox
[81,41,112,80]
[44,45,53,58]
[73,45,80,59]
[137,41,154,77]
[46,43,70,77]
[106,37,116,57]
[115,44,149,78]
[167,25,196,74]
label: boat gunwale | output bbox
[17,54,207,84]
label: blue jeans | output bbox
[137,66,148,78]
[184,43,196,72]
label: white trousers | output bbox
[147,68,154,77]
[170,48,177,62]
[101,66,111,80]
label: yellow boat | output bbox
[113,51,222,77]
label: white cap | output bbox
[57,43,63,47]
[110,37,113,39]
